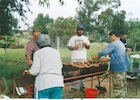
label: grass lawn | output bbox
[0,43,107,97]
[1,42,139,98]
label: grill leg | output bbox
[91,77,93,88]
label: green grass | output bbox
[1,42,138,97]
[0,48,27,97]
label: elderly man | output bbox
[25,29,40,66]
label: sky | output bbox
[17,0,140,30]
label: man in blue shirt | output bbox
[89,31,127,98]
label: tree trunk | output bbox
[4,44,7,64]
[57,35,60,51]
[133,43,137,52]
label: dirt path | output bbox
[62,77,140,98]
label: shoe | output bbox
[69,88,77,93]
[80,87,85,92]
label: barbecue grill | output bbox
[63,61,111,95]
[13,58,110,98]
[63,62,109,83]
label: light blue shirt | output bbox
[98,39,127,72]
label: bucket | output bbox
[85,88,99,98]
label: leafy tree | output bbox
[127,29,140,51]
[97,8,114,35]
[76,0,100,34]
[48,17,78,47]
[0,0,32,35]
[0,36,15,63]
[126,20,140,51]
[76,0,121,42]
[32,13,54,34]
[112,10,126,31]
[38,0,83,6]
[0,0,83,36]
[95,9,126,42]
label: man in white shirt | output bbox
[68,25,90,92]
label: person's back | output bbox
[25,34,64,99]
[33,47,63,75]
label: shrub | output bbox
[10,42,24,49]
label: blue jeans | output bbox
[72,79,85,89]
[71,59,86,89]
[36,87,63,99]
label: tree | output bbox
[32,14,54,34]
[76,0,100,34]
[76,0,121,42]
[38,0,83,6]
[0,0,32,35]
[0,0,83,36]
[0,36,15,63]
[48,17,78,47]
[112,10,126,31]
[125,19,140,51]
[97,8,114,35]
[127,29,140,51]
[96,9,126,42]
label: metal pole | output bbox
[57,35,60,51]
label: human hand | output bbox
[22,70,30,76]
[22,70,28,76]
[92,55,98,59]
[28,60,33,66]
[83,42,87,47]
[88,58,93,63]
[74,46,79,50]
[127,48,131,52]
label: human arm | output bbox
[89,43,113,62]
[126,48,131,52]
[121,38,131,52]
[83,42,90,49]
[26,54,33,66]
[67,36,79,50]
[25,41,34,66]
[83,36,90,49]
[26,52,41,76]
[88,54,98,62]
[68,46,79,50]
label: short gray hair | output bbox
[36,34,51,48]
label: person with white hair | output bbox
[25,34,64,99]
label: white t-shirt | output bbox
[30,47,64,92]
[68,35,90,61]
